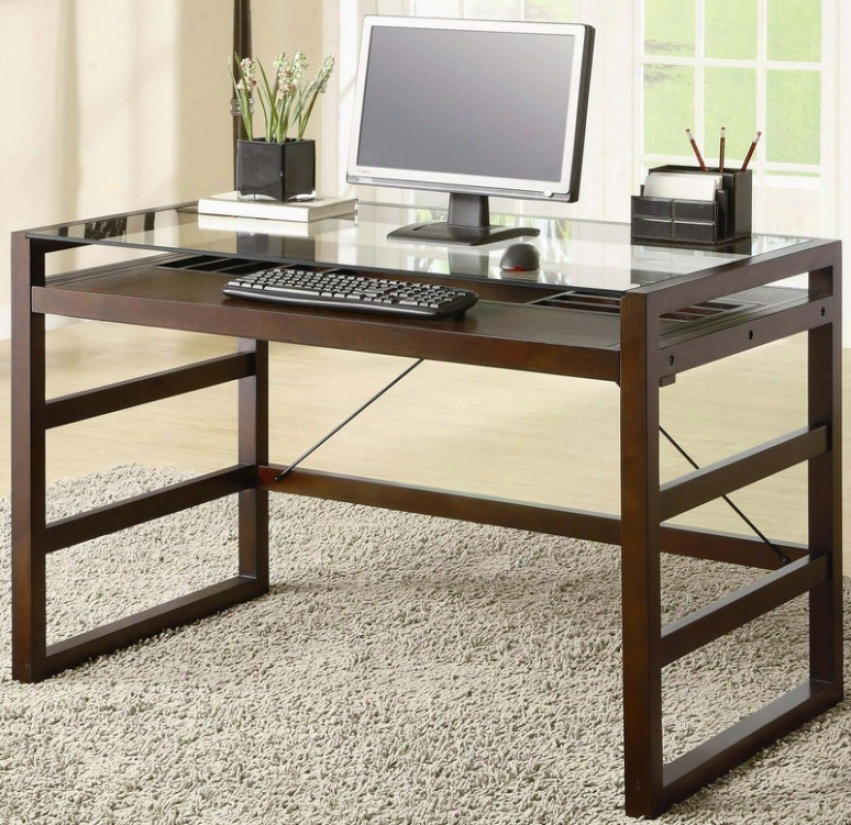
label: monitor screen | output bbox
[347,16,594,246]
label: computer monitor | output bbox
[347,16,595,246]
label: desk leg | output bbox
[807,266,843,691]
[11,250,271,681]
[10,234,49,682]
[619,260,842,818]
[238,338,269,589]
[620,292,664,816]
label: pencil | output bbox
[686,128,707,172]
[718,126,726,173]
[740,130,762,172]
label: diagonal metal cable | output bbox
[274,358,424,483]
[659,425,791,565]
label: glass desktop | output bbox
[29,201,815,295]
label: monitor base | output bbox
[387,193,541,246]
[388,221,540,246]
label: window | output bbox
[640,0,833,236]
[410,1,577,21]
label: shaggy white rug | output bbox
[0,465,848,824]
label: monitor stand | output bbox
[387,193,541,246]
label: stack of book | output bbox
[197,191,357,223]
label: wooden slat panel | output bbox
[45,352,255,428]
[658,296,832,378]
[659,426,827,522]
[661,555,827,667]
[44,465,255,553]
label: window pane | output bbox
[766,70,820,163]
[703,68,757,165]
[464,0,518,18]
[645,0,695,57]
[644,65,695,156]
[411,0,462,15]
[767,0,821,62]
[705,0,757,60]
[524,0,576,22]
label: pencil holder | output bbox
[631,165,752,246]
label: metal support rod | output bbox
[659,425,791,565]
[275,359,425,483]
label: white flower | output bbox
[230,49,335,142]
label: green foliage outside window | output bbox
[645,0,695,57]
[703,68,757,160]
[705,0,757,59]
[644,65,694,157]
[766,70,821,163]
[767,0,821,62]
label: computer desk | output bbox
[11,202,842,818]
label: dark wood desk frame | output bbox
[10,211,842,818]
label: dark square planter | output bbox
[236,138,316,201]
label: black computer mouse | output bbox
[499,242,540,272]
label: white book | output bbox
[197,213,313,237]
[198,191,357,222]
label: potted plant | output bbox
[230,50,334,201]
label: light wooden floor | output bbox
[1,321,848,567]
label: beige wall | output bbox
[0,0,323,334]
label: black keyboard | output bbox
[222,266,478,319]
